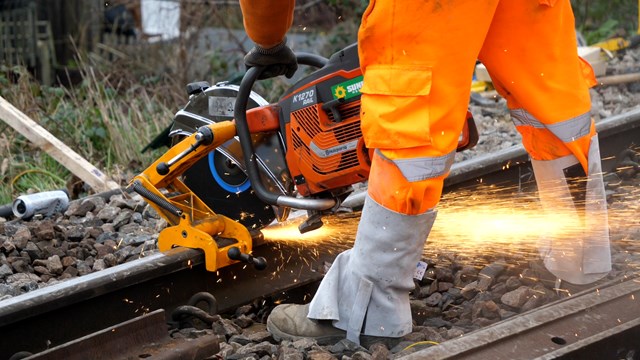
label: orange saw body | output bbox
[129,44,477,271]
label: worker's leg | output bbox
[479,0,610,285]
[306,147,444,340]
[267,0,500,345]
[267,147,446,345]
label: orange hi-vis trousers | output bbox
[360,0,598,215]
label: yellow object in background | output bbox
[592,37,630,52]
[471,80,494,93]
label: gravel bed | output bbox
[176,164,640,360]
[0,193,166,298]
[1,48,640,359]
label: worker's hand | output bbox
[244,38,298,79]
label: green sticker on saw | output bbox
[331,76,364,100]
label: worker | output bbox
[239,0,612,346]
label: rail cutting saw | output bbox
[128,44,478,272]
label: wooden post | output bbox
[596,73,640,86]
[0,96,120,193]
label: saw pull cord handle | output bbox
[234,66,336,211]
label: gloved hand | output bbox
[244,38,298,79]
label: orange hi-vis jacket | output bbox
[239,0,598,215]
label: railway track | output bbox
[1,108,639,359]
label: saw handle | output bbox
[234,65,336,211]
[156,126,214,175]
[227,246,267,270]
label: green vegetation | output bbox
[0,60,173,203]
[572,0,639,44]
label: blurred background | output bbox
[0,0,638,203]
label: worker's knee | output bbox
[367,147,451,215]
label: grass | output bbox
[0,27,298,206]
[571,0,639,44]
[0,56,175,204]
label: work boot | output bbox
[267,303,346,345]
[267,303,404,348]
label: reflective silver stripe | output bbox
[510,109,545,128]
[376,149,455,182]
[510,109,592,142]
[547,112,592,142]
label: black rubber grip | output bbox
[130,180,182,217]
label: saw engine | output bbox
[279,46,370,198]
[129,43,477,271]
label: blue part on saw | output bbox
[208,151,251,194]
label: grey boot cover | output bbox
[307,195,436,343]
[532,135,611,285]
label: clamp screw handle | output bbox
[227,246,267,270]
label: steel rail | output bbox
[0,109,639,359]
[0,243,334,358]
[399,276,640,360]
[26,309,220,360]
